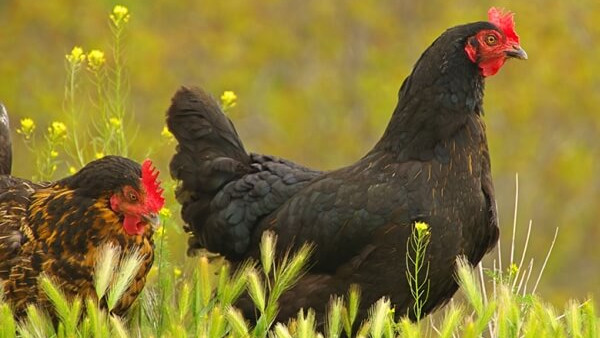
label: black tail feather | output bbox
[166,86,253,253]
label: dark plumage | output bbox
[168,9,526,323]
[0,154,164,317]
[167,90,321,258]
[0,104,11,175]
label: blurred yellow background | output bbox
[1,0,598,305]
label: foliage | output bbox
[19,4,134,179]
[1,214,598,337]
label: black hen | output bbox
[168,8,526,322]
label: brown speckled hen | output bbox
[0,153,164,317]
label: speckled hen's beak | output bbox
[506,45,528,60]
[142,212,160,231]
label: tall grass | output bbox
[1,176,596,337]
[2,217,596,337]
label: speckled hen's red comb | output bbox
[141,159,165,212]
[488,7,520,44]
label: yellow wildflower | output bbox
[220,90,237,110]
[20,118,34,130]
[159,207,172,218]
[48,121,67,141]
[87,49,106,71]
[95,152,104,159]
[109,117,122,128]
[509,263,519,276]
[173,267,182,277]
[66,46,86,65]
[154,225,166,238]
[161,126,174,143]
[16,118,35,140]
[110,5,130,27]
[414,221,429,232]
[50,150,59,158]
[69,166,77,174]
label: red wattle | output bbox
[123,215,146,236]
[479,57,505,77]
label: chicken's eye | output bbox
[485,34,498,46]
[128,192,138,201]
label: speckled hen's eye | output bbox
[129,192,137,201]
[485,34,497,46]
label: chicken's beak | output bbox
[142,212,161,231]
[505,45,528,60]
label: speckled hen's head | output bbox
[61,155,165,236]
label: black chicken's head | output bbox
[375,8,527,155]
[409,7,526,86]
[60,155,165,236]
[464,7,527,77]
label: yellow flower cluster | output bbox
[509,263,519,276]
[414,221,430,237]
[109,117,122,128]
[87,49,106,71]
[173,267,182,277]
[161,126,174,143]
[220,90,237,110]
[16,118,35,140]
[48,121,67,142]
[154,225,166,238]
[95,152,104,159]
[159,207,172,218]
[66,46,86,66]
[110,5,130,27]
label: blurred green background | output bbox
[1,0,598,306]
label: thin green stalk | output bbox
[406,221,431,320]
[109,14,128,156]
[155,224,168,337]
[64,47,87,167]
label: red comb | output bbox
[488,7,520,44]
[141,159,165,212]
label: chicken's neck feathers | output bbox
[371,23,489,161]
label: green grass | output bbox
[1,4,598,338]
[1,223,597,337]
[1,178,597,337]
